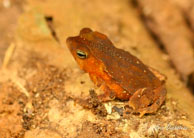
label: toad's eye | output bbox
[76,50,88,59]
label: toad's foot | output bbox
[98,84,116,102]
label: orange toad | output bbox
[66,28,167,117]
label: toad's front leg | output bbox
[89,74,115,102]
[129,86,166,117]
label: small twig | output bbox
[10,76,30,98]
[2,43,15,69]
[1,43,30,98]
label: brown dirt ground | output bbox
[0,0,194,138]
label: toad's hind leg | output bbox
[129,86,166,117]
[138,87,166,117]
[149,67,167,83]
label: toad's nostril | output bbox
[66,37,73,44]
